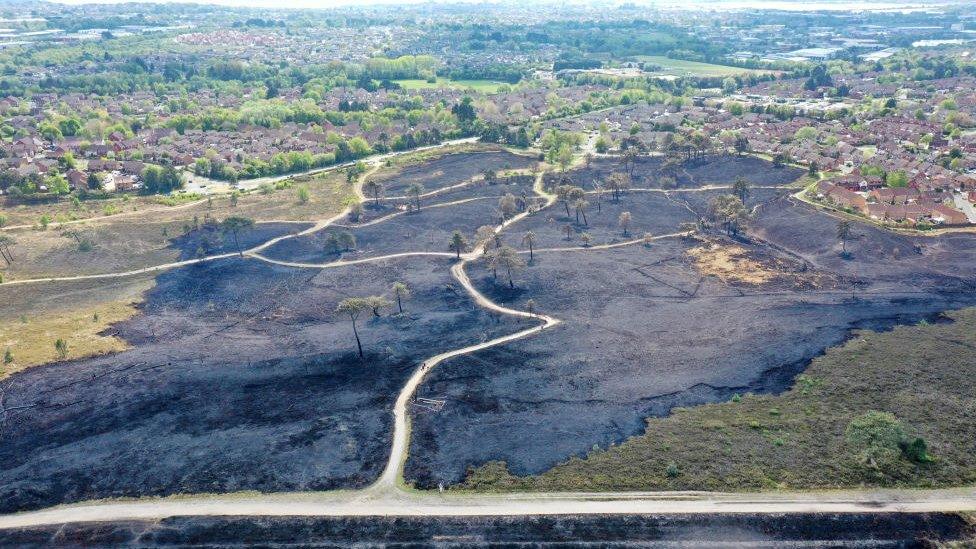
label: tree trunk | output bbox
[581,209,587,226]
[507,266,514,289]
[351,318,363,358]
[233,232,241,256]
[528,243,533,262]
[563,201,571,217]
[396,292,403,313]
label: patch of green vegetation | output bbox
[636,56,773,78]
[394,77,511,93]
[154,193,203,206]
[457,308,976,492]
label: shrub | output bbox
[665,462,680,478]
[845,411,906,472]
[901,437,933,463]
[54,338,69,360]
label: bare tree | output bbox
[562,224,575,240]
[556,184,575,218]
[522,231,537,262]
[622,148,639,177]
[837,220,853,256]
[0,235,14,266]
[574,198,589,226]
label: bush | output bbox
[901,437,933,463]
[665,462,680,478]
[845,411,906,472]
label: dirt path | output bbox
[254,251,457,270]
[0,252,240,287]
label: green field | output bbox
[393,77,512,93]
[636,56,774,78]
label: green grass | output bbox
[394,77,512,93]
[457,308,976,492]
[635,56,774,78]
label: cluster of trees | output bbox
[540,129,582,170]
[194,125,461,182]
[335,281,412,358]
[141,165,184,194]
[710,194,751,237]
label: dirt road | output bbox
[1,487,975,529]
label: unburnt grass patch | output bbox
[458,307,976,492]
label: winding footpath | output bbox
[3,160,976,530]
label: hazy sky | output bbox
[46,0,938,10]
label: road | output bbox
[1,487,975,529]
[954,192,976,224]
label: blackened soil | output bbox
[548,155,804,190]
[406,200,976,486]
[375,149,536,194]
[263,198,502,263]
[0,256,526,514]
[0,513,971,547]
[171,221,312,260]
[385,174,537,206]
